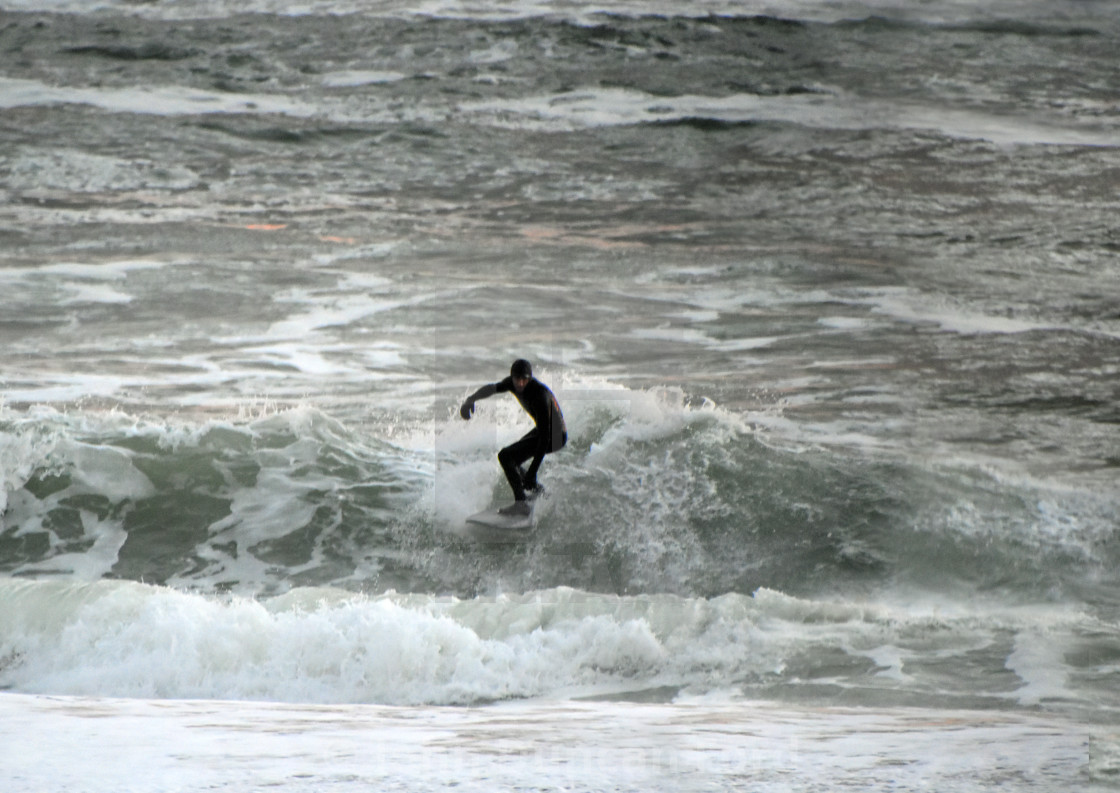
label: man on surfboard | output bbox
[460,359,567,516]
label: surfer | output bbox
[460,359,567,516]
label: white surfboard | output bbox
[464,502,536,542]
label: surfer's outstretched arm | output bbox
[460,383,497,419]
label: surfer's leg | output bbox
[523,454,545,492]
[523,431,564,493]
[498,432,538,501]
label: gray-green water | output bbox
[1,2,1119,789]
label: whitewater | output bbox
[1,0,1119,789]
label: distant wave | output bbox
[0,0,1111,29]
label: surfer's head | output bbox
[511,359,532,379]
[510,359,532,392]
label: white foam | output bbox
[865,644,911,681]
[0,259,169,282]
[3,147,199,192]
[310,242,399,266]
[0,581,677,703]
[1006,629,1074,706]
[864,287,1053,335]
[567,379,740,458]
[0,577,1109,718]
[0,76,322,119]
[2,374,132,405]
[15,511,129,581]
[247,273,408,342]
[818,316,882,330]
[63,440,157,503]
[461,87,1119,147]
[320,70,408,87]
[59,282,133,305]
[265,293,404,339]
[0,422,59,515]
[0,439,151,579]
[168,468,325,590]
[630,325,780,352]
[5,75,1111,149]
[0,690,1093,793]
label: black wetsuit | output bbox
[494,376,567,501]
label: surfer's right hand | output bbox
[459,401,475,420]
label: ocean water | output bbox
[1,0,1119,789]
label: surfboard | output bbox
[464,502,536,542]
